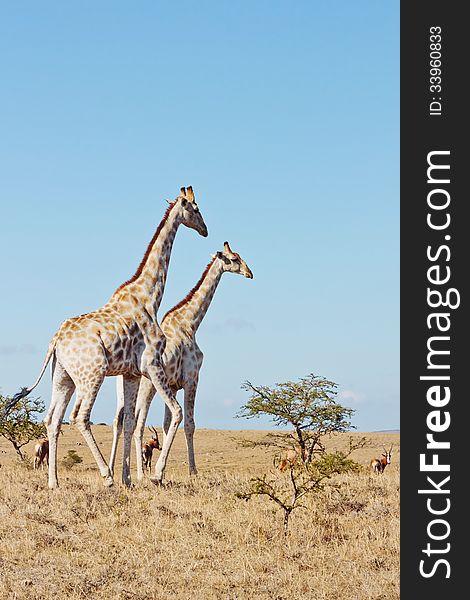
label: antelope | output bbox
[278,447,308,472]
[33,438,49,470]
[370,445,393,474]
[142,426,161,472]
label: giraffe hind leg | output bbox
[183,382,198,476]
[109,375,125,477]
[44,360,75,489]
[121,375,141,487]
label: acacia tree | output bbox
[0,393,20,424]
[236,374,366,533]
[0,394,46,460]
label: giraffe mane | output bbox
[162,256,217,321]
[114,201,177,293]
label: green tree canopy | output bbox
[236,374,366,533]
[0,394,46,460]
[239,374,356,461]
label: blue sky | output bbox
[0,2,399,432]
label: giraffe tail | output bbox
[12,334,59,401]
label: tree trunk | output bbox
[12,441,24,461]
[283,508,292,535]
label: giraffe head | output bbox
[174,186,208,237]
[217,241,253,278]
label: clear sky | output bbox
[0,1,399,432]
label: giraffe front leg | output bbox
[109,376,125,477]
[143,364,182,485]
[121,375,141,487]
[135,422,146,480]
[162,384,178,441]
[183,381,198,476]
[133,407,146,482]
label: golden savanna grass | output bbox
[0,427,399,600]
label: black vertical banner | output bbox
[401,2,466,597]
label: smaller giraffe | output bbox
[33,438,49,470]
[110,242,253,479]
[370,445,393,474]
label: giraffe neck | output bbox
[112,203,181,318]
[165,258,225,333]
[137,207,181,316]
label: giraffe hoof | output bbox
[150,476,163,487]
[103,476,114,487]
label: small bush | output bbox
[62,450,83,470]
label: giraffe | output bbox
[109,241,253,480]
[13,186,208,489]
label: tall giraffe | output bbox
[14,187,208,488]
[109,242,253,480]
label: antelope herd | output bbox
[25,437,397,477]
[275,444,395,475]
[24,436,397,477]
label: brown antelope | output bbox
[278,447,308,472]
[33,438,49,470]
[370,445,393,474]
[142,427,161,472]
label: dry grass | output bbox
[0,428,399,600]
